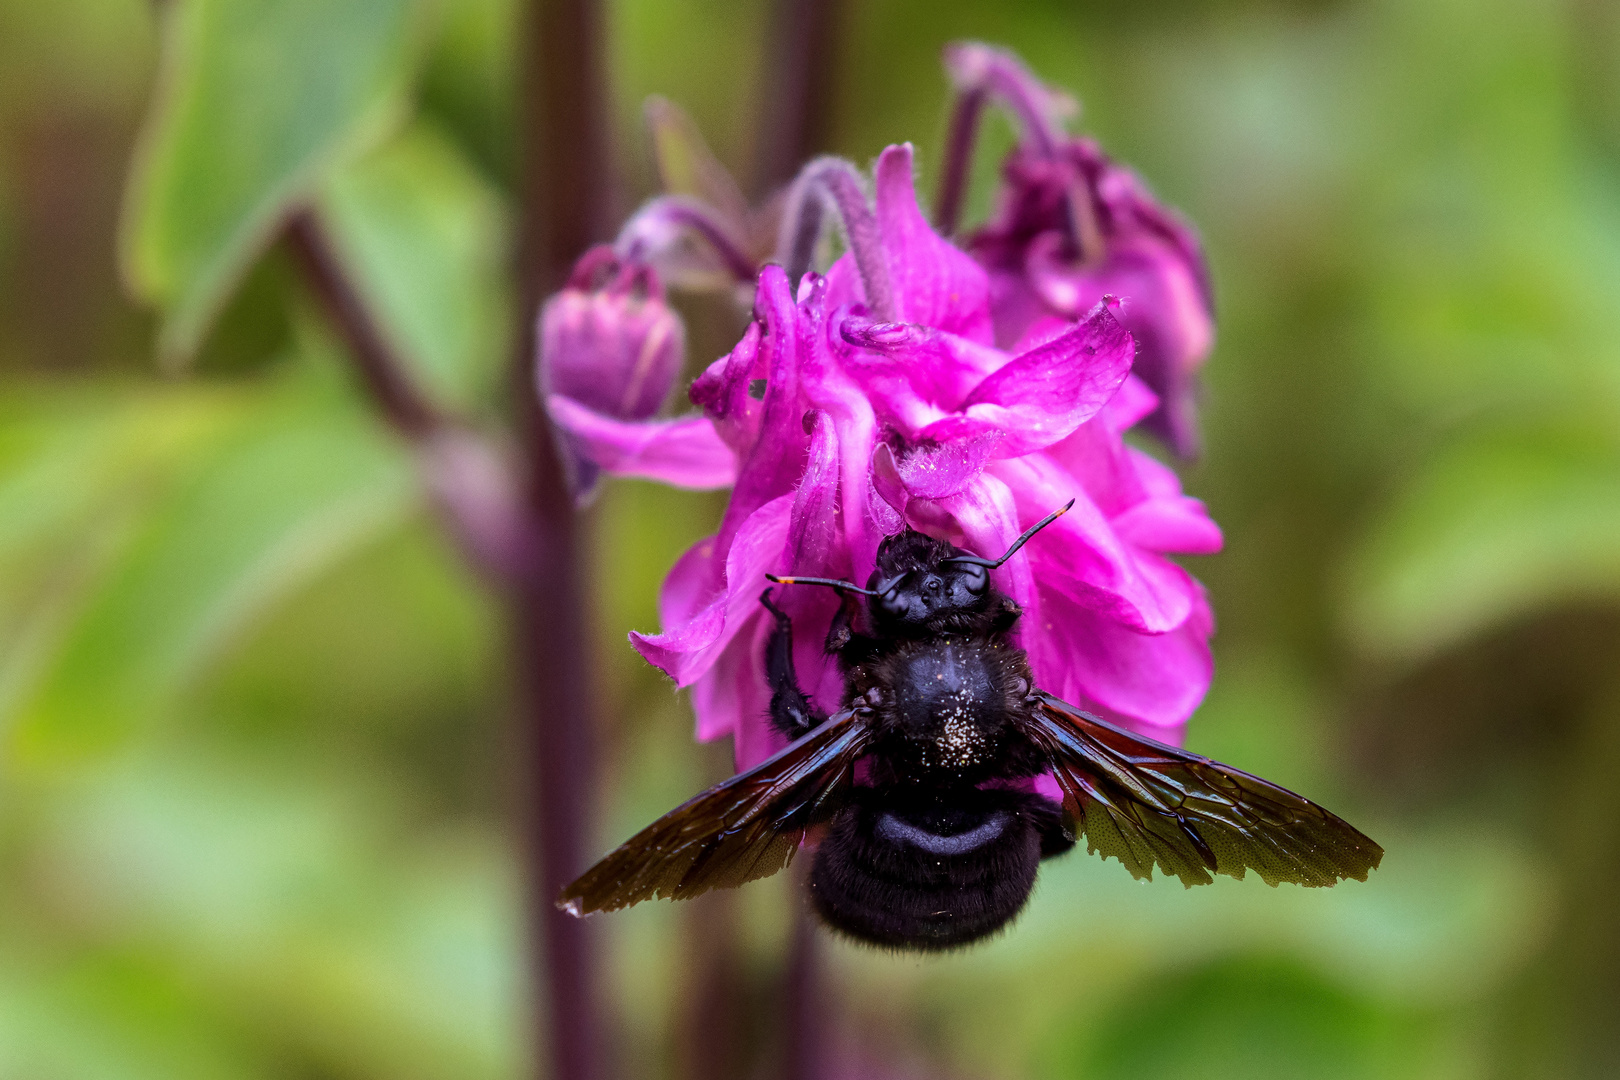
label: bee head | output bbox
[862,531,993,632]
[766,501,1074,635]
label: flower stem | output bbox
[285,210,446,440]
[934,84,986,237]
[516,0,614,1077]
[936,42,1105,264]
[778,157,895,321]
[943,43,1065,157]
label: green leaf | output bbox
[314,121,511,412]
[120,0,432,366]
[1343,427,1620,662]
[30,748,519,1080]
[3,374,417,764]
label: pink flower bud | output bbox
[537,245,687,499]
[539,245,686,422]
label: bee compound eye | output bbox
[959,563,989,594]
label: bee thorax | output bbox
[921,696,990,768]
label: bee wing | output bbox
[558,709,873,915]
[1018,692,1382,888]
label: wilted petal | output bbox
[1028,232,1213,457]
[547,395,737,490]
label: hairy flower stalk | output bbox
[549,143,1221,778]
[940,43,1216,457]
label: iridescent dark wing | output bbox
[1017,692,1382,888]
[558,709,873,915]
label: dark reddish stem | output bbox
[934,85,986,237]
[285,210,445,440]
[514,1,614,1079]
[752,0,847,195]
[782,897,826,1080]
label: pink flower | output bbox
[943,43,1215,458]
[549,144,1220,770]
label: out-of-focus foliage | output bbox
[2,0,1617,1078]
[121,0,433,364]
[316,121,511,413]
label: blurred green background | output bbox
[3,0,1619,1077]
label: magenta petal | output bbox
[838,317,1005,435]
[1098,374,1159,435]
[893,436,996,499]
[689,615,771,746]
[1111,496,1223,554]
[1026,585,1214,731]
[918,300,1133,456]
[870,443,909,517]
[658,533,723,632]
[689,319,765,456]
[689,583,847,770]
[990,455,1194,633]
[711,267,813,553]
[927,474,1037,614]
[787,410,843,574]
[631,494,793,685]
[546,395,737,489]
[1112,448,1222,554]
[872,145,995,345]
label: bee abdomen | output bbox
[808,789,1045,951]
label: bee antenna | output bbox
[942,498,1076,571]
[765,573,881,597]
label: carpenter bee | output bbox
[559,502,1381,950]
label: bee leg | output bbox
[760,588,826,739]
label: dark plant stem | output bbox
[782,892,825,1080]
[285,211,446,440]
[935,85,986,238]
[272,4,616,1079]
[515,1,614,1079]
[935,45,1104,264]
[752,0,846,195]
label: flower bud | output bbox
[539,245,686,422]
[537,245,687,499]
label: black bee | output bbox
[559,503,1381,950]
